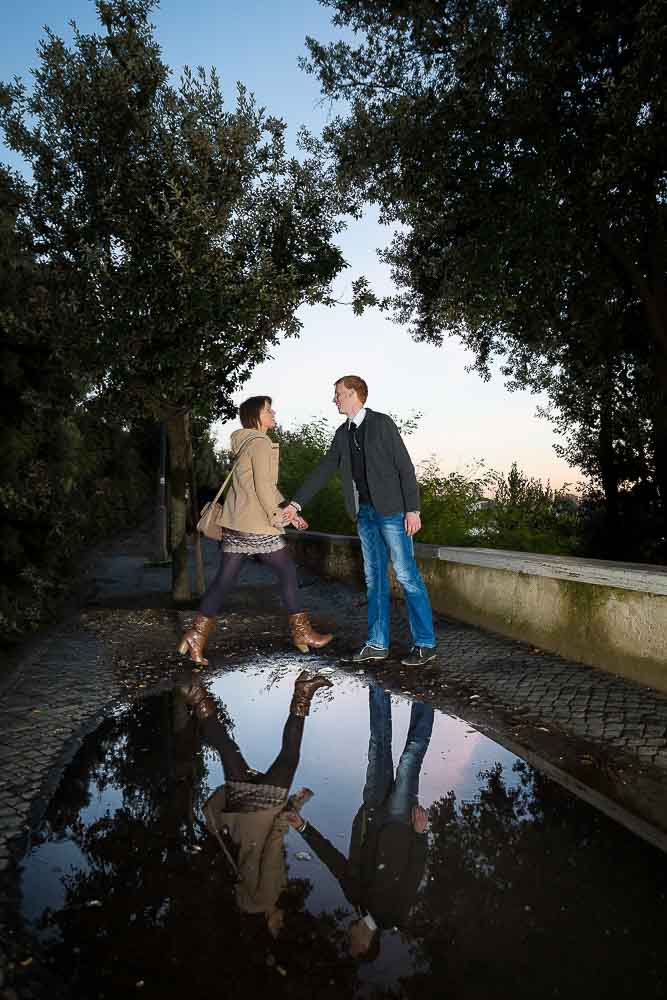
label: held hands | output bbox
[404,511,422,537]
[283,810,305,830]
[411,804,429,834]
[278,507,296,526]
[279,504,308,530]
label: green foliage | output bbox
[416,460,491,547]
[0,404,153,642]
[274,417,580,554]
[0,164,153,641]
[578,482,665,565]
[304,0,667,557]
[483,464,580,555]
[275,418,349,533]
[0,0,350,600]
[0,0,348,427]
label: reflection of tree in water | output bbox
[32,693,361,999]
[402,761,667,1000]
[252,660,336,714]
[35,699,667,999]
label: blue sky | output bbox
[1,0,576,489]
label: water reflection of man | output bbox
[286,683,434,959]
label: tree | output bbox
[1,0,348,599]
[303,0,667,557]
[534,348,659,558]
[1,164,153,640]
[484,462,580,554]
[404,760,667,998]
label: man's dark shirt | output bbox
[293,408,420,520]
[299,806,427,930]
[348,420,371,503]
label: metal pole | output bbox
[157,421,169,561]
[189,417,206,596]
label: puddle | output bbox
[20,659,667,998]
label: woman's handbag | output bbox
[196,439,253,541]
[196,468,234,541]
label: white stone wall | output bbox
[290,532,667,692]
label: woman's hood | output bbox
[229,428,268,454]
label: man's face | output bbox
[333,382,360,417]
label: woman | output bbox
[181,668,332,934]
[178,395,333,665]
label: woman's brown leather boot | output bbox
[177,613,216,666]
[179,673,217,720]
[289,670,333,716]
[288,612,333,653]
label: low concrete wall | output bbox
[289,532,667,693]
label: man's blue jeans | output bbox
[363,684,434,823]
[356,503,436,649]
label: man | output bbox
[284,682,434,960]
[282,375,437,666]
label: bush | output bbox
[274,417,349,533]
[272,419,581,556]
[481,463,580,555]
[417,459,493,545]
[0,403,153,642]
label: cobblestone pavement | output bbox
[2,528,667,995]
[439,620,667,768]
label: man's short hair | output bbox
[239,395,272,429]
[335,375,368,404]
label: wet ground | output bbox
[18,657,667,1000]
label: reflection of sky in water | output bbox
[22,782,125,928]
[22,664,522,938]
[19,660,667,997]
[202,666,522,923]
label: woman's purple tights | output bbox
[199,548,301,617]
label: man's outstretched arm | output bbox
[283,435,342,516]
[284,811,355,899]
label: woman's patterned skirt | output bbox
[221,528,286,555]
[225,780,289,812]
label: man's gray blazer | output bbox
[293,408,420,520]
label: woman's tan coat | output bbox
[221,428,285,536]
[205,785,288,914]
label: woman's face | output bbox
[258,400,276,431]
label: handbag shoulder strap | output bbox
[208,434,260,506]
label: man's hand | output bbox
[279,504,299,526]
[404,511,422,537]
[283,809,305,830]
[411,804,429,834]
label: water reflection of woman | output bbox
[181,669,332,935]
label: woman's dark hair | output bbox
[239,396,272,429]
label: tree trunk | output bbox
[166,409,191,602]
